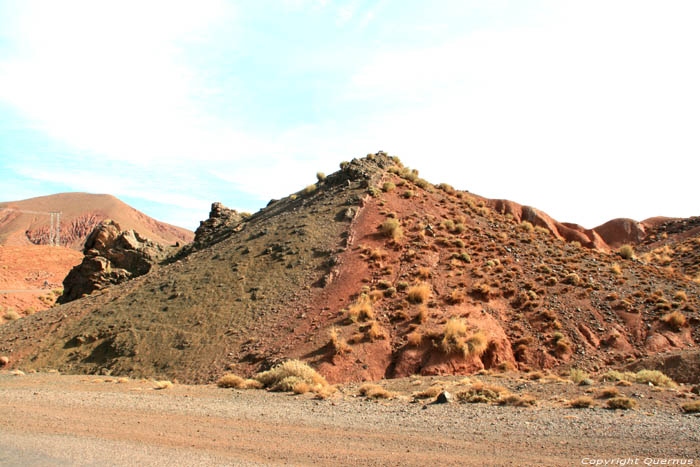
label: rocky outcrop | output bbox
[57,220,171,303]
[193,202,245,249]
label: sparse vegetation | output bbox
[618,244,635,260]
[661,311,686,331]
[455,382,507,403]
[382,181,396,192]
[380,218,403,240]
[348,295,374,322]
[568,396,594,408]
[681,401,700,413]
[606,397,637,410]
[568,368,589,384]
[358,383,396,399]
[316,172,326,181]
[217,374,263,389]
[304,184,317,194]
[255,360,329,393]
[440,319,488,358]
[407,283,431,304]
[153,380,173,390]
[329,327,351,353]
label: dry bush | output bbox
[407,330,423,347]
[661,311,687,331]
[564,273,582,286]
[681,401,700,413]
[380,218,403,240]
[568,368,589,384]
[611,263,622,276]
[367,321,388,340]
[673,290,687,302]
[606,397,637,410]
[348,295,374,322]
[292,381,311,394]
[416,305,428,323]
[217,374,262,389]
[316,172,326,181]
[154,380,173,390]
[471,282,491,298]
[440,319,488,358]
[3,309,20,321]
[382,181,396,192]
[407,283,431,304]
[402,190,414,199]
[520,221,534,232]
[596,387,622,399]
[448,289,465,304]
[304,184,317,194]
[498,394,536,407]
[634,370,677,388]
[618,244,635,260]
[417,266,431,279]
[329,327,351,354]
[358,383,396,399]
[255,360,328,392]
[455,382,507,403]
[568,396,594,408]
[413,385,443,399]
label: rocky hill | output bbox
[0,192,193,249]
[0,154,697,384]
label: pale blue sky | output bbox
[1,1,698,230]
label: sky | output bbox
[0,0,698,231]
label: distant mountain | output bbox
[0,192,194,249]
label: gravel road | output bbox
[1,373,698,466]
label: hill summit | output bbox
[0,153,698,384]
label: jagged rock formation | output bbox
[57,220,172,303]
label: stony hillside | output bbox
[0,192,193,249]
[0,154,697,384]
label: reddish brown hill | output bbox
[0,192,193,249]
[0,155,697,384]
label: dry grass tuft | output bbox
[413,385,443,399]
[255,360,328,392]
[348,295,374,322]
[606,397,637,410]
[618,244,635,260]
[661,311,687,331]
[407,283,431,304]
[154,380,173,390]
[455,382,507,403]
[681,401,700,413]
[568,368,589,384]
[382,181,396,192]
[498,394,536,407]
[217,374,263,389]
[595,387,622,399]
[634,370,677,388]
[359,383,396,399]
[439,319,488,358]
[329,327,351,354]
[568,396,594,408]
[380,218,403,240]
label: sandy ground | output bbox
[0,372,698,466]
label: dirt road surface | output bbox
[1,373,698,466]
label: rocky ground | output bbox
[1,371,698,466]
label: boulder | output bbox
[58,220,170,303]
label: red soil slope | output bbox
[0,193,193,250]
[0,245,82,321]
